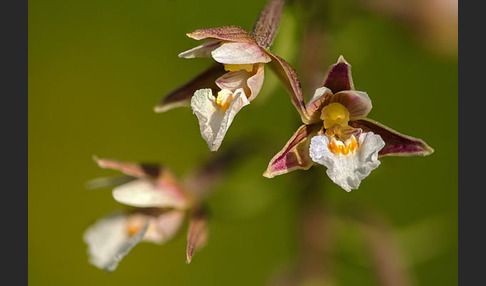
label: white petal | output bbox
[215,64,265,102]
[112,179,187,208]
[83,213,148,272]
[309,132,385,192]
[306,86,331,110]
[246,63,265,102]
[191,88,250,151]
[178,39,221,59]
[211,42,271,64]
[215,70,249,91]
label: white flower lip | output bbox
[83,213,148,272]
[309,132,385,192]
[83,210,186,272]
[191,88,250,152]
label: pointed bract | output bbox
[186,209,209,264]
[251,0,285,49]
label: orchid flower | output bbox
[83,208,187,272]
[154,0,306,152]
[264,56,434,192]
[84,157,210,272]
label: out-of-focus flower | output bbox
[154,0,308,152]
[83,157,210,272]
[84,142,249,271]
[264,56,434,191]
[83,208,186,272]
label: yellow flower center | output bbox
[321,102,350,129]
[126,215,158,238]
[224,64,254,72]
[216,89,234,111]
[126,217,146,237]
[328,135,358,155]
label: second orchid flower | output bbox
[264,56,434,192]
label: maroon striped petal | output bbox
[263,124,320,178]
[186,26,256,44]
[154,64,225,113]
[321,55,355,94]
[266,51,308,121]
[349,118,434,157]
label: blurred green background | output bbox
[29,0,457,285]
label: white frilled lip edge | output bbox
[308,132,385,192]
